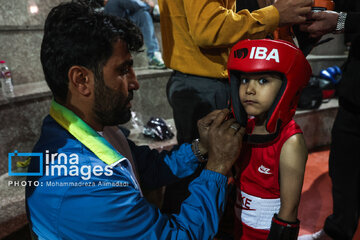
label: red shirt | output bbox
[234,119,302,239]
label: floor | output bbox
[298,147,360,239]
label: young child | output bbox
[227,39,312,240]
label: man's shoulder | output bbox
[38,115,72,138]
[33,115,84,154]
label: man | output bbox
[104,0,166,69]
[25,2,244,239]
[298,1,360,239]
[159,0,313,214]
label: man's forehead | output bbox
[106,39,133,66]
[113,39,131,55]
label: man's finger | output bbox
[306,11,316,20]
[210,109,230,129]
[233,127,246,145]
[300,0,313,6]
[220,118,238,132]
[310,32,322,38]
[296,15,308,24]
[236,127,246,138]
[298,23,310,32]
[311,11,327,20]
[228,122,242,135]
[198,109,224,127]
[297,6,312,16]
[204,109,223,119]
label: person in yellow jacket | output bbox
[159,0,312,217]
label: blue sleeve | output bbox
[58,169,228,240]
[127,139,200,189]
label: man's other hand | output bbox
[273,0,312,26]
[299,11,339,38]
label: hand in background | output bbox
[273,0,312,26]
[201,109,245,176]
[300,11,339,38]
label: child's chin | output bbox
[244,108,260,117]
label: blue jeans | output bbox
[105,0,160,59]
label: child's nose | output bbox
[245,80,256,94]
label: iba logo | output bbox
[234,48,248,59]
[234,47,280,63]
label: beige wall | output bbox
[0,0,67,85]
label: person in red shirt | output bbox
[227,39,312,240]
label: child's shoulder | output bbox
[280,131,308,166]
[280,119,302,138]
[280,120,307,157]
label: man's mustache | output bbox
[126,91,133,103]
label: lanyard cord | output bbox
[49,100,127,165]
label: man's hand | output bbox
[299,11,339,38]
[197,109,223,155]
[273,0,312,26]
[199,109,245,176]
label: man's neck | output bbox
[62,102,103,131]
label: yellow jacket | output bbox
[159,0,279,78]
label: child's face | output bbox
[239,72,282,118]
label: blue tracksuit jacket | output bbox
[26,116,228,239]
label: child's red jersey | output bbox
[234,119,302,239]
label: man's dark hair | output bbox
[41,1,143,102]
[85,0,105,8]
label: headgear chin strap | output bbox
[227,39,312,140]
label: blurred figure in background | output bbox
[105,0,166,69]
[299,0,360,239]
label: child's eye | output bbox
[241,78,249,84]
[258,78,268,85]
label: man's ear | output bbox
[68,66,93,96]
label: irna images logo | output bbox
[8,150,43,176]
[8,150,113,180]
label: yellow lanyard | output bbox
[49,100,126,165]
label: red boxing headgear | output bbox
[228,39,312,134]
